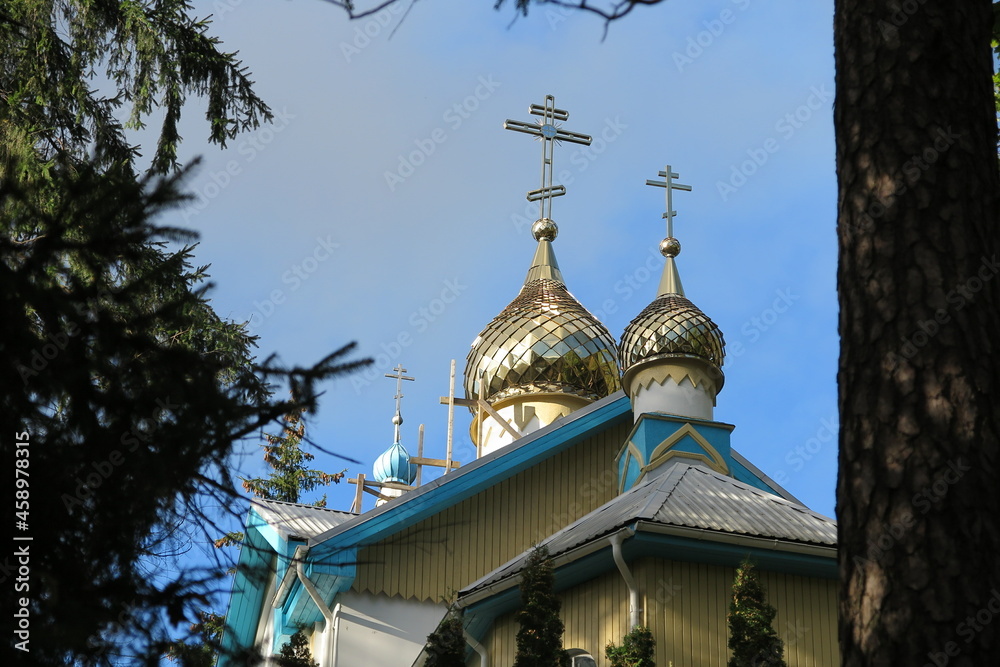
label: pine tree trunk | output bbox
[834,1,1000,664]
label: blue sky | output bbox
[165,0,838,534]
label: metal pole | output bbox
[416,423,425,487]
[477,371,485,459]
[446,359,455,474]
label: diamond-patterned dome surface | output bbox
[465,278,621,404]
[619,294,725,375]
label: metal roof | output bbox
[307,391,634,549]
[251,498,357,542]
[303,391,805,553]
[462,460,837,594]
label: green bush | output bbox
[727,559,787,667]
[605,625,656,667]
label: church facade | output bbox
[219,96,839,667]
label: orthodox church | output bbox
[219,95,838,667]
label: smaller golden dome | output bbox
[619,293,725,391]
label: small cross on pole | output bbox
[504,95,592,222]
[645,165,692,239]
[385,364,414,445]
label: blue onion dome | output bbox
[373,441,417,485]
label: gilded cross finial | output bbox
[504,94,592,226]
[385,364,414,445]
[646,164,692,295]
[646,164,692,241]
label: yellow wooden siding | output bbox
[476,571,628,667]
[562,568,630,659]
[756,566,839,666]
[351,420,631,602]
[636,558,839,667]
[479,558,838,667]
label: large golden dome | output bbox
[464,234,621,405]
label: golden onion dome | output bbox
[618,261,725,392]
[620,165,725,399]
[464,221,621,405]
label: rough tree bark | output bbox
[835,1,1000,665]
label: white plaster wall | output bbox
[631,373,714,421]
[477,394,589,456]
[330,590,447,667]
[375,486,404,507]
[480,405,541,455]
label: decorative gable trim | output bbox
[643,422,729,476]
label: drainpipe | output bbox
[294,546,342,666]
[609,530,640,629]
[464,631,489,667]
[326,603,342,667]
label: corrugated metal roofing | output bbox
[251,498,356,542]
[462,460,837,593]
[650,465,836,544]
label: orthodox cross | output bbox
[385,364,414,445]
[645,165,692,239]
[504,95,592,222]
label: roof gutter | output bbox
[633,521,837,559]
[460,522,836,609]
[609,529,640,629]
[458,526,636,608]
